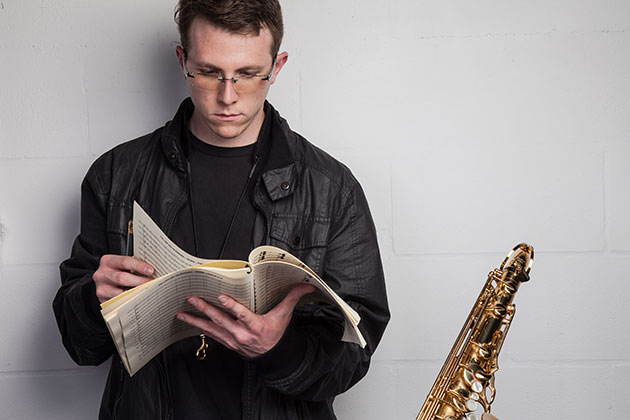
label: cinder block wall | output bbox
[1,1,628,419]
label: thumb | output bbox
[270,283,316,319]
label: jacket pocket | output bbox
[269,214,330,274]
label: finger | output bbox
[176,311,237,349]
[269,283,316,319]
[178,298,244,351]
[108,270,152,288]
[93,270,148,302]
[188,296,239,331]
[101,254,154,276]
[216,294,256,326]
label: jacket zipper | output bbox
[111,357,126,420]
[157,355,174,420]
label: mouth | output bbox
[214,113,241,122]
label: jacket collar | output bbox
[258,102,298,201]
[160,98,298,200]
[161,98,194,172]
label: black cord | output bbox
[217,154,260,259]
[186,159,200,257]
[187,112,272,259]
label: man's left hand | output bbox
[177,283,316,358]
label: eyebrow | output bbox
[189,60,265,73]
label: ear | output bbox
[175,45,186,73]
[269,51,288,84]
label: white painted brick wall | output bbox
[392,144,605,254]
[1,1,628,419]
[608,147,630,251]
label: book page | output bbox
[252,260,323,313]
[100,278,155,315]
[101,260,252,315]
[115,266,252,376]
[250,246,366,348]
[133,201,213,277]
[249,246,317,277]
[250,246,361,324]
[102,311,132,373]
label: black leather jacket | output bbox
[53,99,390,420]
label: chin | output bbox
[205,120,238,136]
[213,128,243,141]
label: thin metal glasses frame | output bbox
[182,53,277,89]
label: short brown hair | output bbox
[175,0,284,58]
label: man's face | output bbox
[177,17,287,146]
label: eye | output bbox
[198,69,220,77]
[237,71,258,79]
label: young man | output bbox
[53,1,390,419]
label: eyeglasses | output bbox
[183,56,276,93]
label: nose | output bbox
[218,79,239,105]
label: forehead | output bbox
[186,17,274,67]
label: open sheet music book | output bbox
[100,202,366,376]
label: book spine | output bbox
[252,267,257,313]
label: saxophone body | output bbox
[416,243,534,420]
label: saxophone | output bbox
[416,243,534,420]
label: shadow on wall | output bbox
[86,34,189,156]
[150,40,189,111]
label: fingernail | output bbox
[177,313,186,321]
[218,295,228,305]
[144,266,153,275]
[188,297,198,306]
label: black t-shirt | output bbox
[166,115,271,420]
[171,135,258,260]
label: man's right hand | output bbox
[93,255,155,303]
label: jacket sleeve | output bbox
[253,181,390,400]
[53,165,116,366]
